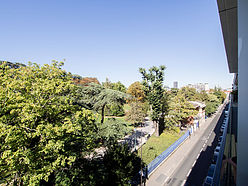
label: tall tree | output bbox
[81,84,129,123]
[139,66,167,136]
[165,92,197,129]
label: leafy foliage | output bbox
[139,66,167,135]
[74,77,100,86]
[126,102,147,125]
[51,141,142,186]
[127,81,146,102]
[179,87,197,101]
[103,142,143,185]
[98,118,132,142]
[101,79,127,116]
[213,87,226,103]
[105,103,125,117]
[0,61,98,185]
[79,83,129,123]
[205,94,220,116]
[165,92,197,129]
[112,81,127,93]
[0,60,26,69]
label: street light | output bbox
[134,128,137,151]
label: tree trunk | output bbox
[101,104,105,123]
[154,121,159,137]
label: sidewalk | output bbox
[146,113,218,186]
[121,117,155,152]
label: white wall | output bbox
[237,0,248,185]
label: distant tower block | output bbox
[173,81,178,89]
[204,83,209,91]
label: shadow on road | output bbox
[184,104,228,186]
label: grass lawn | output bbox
[138,130,184,165]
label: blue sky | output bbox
[0,0,233,89]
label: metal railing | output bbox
[146,127,196,176]
[204,101,230,186]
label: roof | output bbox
[217,0,238,73]
[189,101,206,109]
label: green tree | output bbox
[197,90,209,102]
[102,78,113,89]
[170,88,179,97]
[105,104,125,117]
[213,87,226,103]
[101,79,127,116]
[127,81,146,102]
[205,93,220,116]
[102,142,144,185]
[139,66,167,136]
[126,102,147,126]
[80,84,129,123]
[179,87,197,101]
[0,62,98,185]
[165,92,197,129]
[98,118,132,143]
[112,81,127,93]
[54,141,143,185]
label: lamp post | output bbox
[134,128,136,151]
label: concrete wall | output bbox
[237,0,248,185]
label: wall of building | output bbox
[237,0,248,185]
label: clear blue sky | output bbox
[0,0,233,89]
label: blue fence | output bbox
[146,129,190,176]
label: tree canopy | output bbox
[127,81,146,102]
[0,61,98,185]
[79,83,129,123]
[139,65,167,135]
[165,91,197,129]
[126,102,147,126]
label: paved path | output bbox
[121,117,155,152]
[146,104,226,186]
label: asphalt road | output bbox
[163,104,227,186]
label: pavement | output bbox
[146,104,226,186]
[121,117,155,152]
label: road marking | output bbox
[192,160,197,167]
[186,169,192,177]
[196,153,200,159]
[181,180,186,186]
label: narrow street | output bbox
[146,103,227,186]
